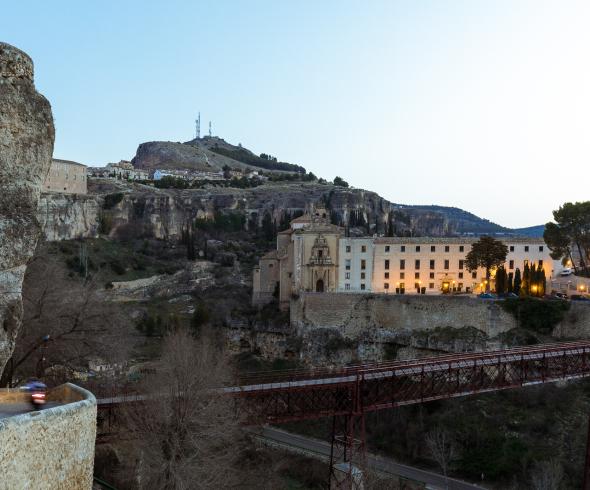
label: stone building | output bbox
[106,160,149,180]
[253,207,342,309]
[340,236,559,294]
[254,207,564,306]
[43,158,87,194]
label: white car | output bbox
[560,268,572,276]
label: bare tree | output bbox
[530,459,563,490]
[425,428,455,489]
[122,327,247,490]
[0,253,132,387]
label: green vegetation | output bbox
[501,297,570,335]
[194,212,246,233]
[154,175,190,189]
[544,201,590,276]
[52,238,185,283]
[209,144,306,173]
[465,236,508,292]
[102,192,124,210]
[333,176,349,187]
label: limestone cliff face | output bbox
[0,43,54,375]
[40,182,488,242]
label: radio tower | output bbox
[195,112,200,139]
[209,121,212,137]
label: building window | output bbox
[318,250,323,258]
[400,282,405,290]
[345,272,350,279]
[444,259,449,270]
[415,259,420,270]
[346,245,351,253]
[429,272,435,279]
[361,245,367,253]
[524,246,529,252]
[430,259,435,270]
[458,282,463,289]
[384,283,389,289]
[414,282,420,290]
[385,259,390,270]
[360,284,366,290]
[401,245,406,252]
[429,283,435,289]
[416,245,421,252]
[385,245,390,252]
[445,245,450,252]
[539,246,544,252]
[510,245,514,252]
[361,260,366,270]
[415,272,420,279]
[384,272,389,279]
[459,260,464,270]
[361,272,366,279]
[268,264,273,268]
[400,259,405,270]
[472,271,477,279]
[345,283,350,290]
[400,272,405,279]
[345,259,351,270]
[509,260,514,269]
[459,272,463,279]
[431,245,436,252]
[459,245,464,252]
[538,260,543,268]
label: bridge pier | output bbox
[329,413,366,489]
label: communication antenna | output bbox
[209,121,212,137]
[195,112,200,139]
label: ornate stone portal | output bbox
[0,42,54,376]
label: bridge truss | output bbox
[97,341,590,489]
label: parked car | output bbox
[551,292,568,300]
[560,268,573,276]
[478,293,497,299]
[571,295,590,302]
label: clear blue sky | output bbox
[4,1,590,228]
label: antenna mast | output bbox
[209,121,212,137]
[195,112,200,139]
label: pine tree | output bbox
[514,268,522,295]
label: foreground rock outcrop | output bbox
[0,42,54,375]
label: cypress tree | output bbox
[507,272,514,293]
[514,268,522,295]
[495,266,507,295]
[522,262,530,296]
[530,263,538,296]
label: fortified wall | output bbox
[0,383,97,490]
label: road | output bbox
[0,402,62,419]
[252,426,485,490]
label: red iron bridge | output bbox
[96,341,590,489]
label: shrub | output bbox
[102,192,124,210]
[501,298,570,335]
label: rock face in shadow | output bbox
[0,42,54,376]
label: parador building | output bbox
[252,205,561,310]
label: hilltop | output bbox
[131,136,305,174]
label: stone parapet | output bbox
[0,383,97,490]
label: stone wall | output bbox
[292,292,516,338]
[290,293,517,364]
[0,383,96,490]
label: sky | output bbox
[3,1,590,228]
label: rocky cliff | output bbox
[0,43,54,375]
[39,179,516,242]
